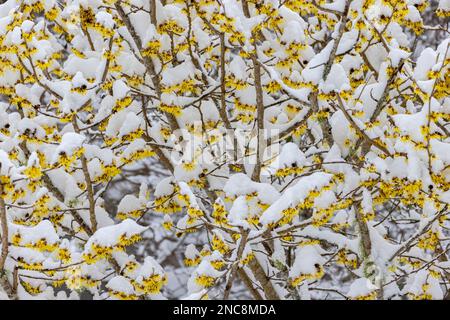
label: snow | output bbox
[229,196,249,228]
[184,244,200,260]
[84,144,114,165]
[405,5,422,22]
[368,223,400,267]
[0,149,16,176]
[105,110,129,138]
[430,140,450,164]
[161,61,196,87]
[54,132,85,158]
[10,26,22,45]
[281,20,305,44]
[392,108,427,142]
[336,30,358,55]
[314,190,337,210]
[300,225,359,253]
[135,256,165,280]
[17,118,46,140]
[0,0,447,301]
[46,169,83,202]
[154,177,175,197]
[63,56,101,79]
[120,139,148,160]
[324,0,346,11]
[21,20,34,33]
[94,206,115,228]
[71,72,89,88]
[178,182,200,208]
[405,269,443,299]
[229,56,248,80]
[181,289,208,300]
[361,188,373,215]
[438,0,450,10]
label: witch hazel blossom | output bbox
[0,0,448,300]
